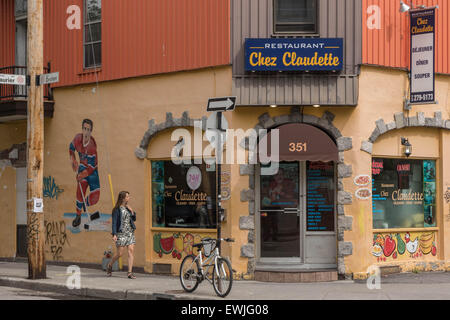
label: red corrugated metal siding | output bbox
[0,0,15,68]
[43,0,230,88]
[44,0,83,88]
[363,0,449,74]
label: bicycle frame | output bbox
[195,246,220,284]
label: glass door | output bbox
[258,162,302,259]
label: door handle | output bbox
[283,208,300,215]
[283,208,302,217]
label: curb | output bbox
[0,277,219,300]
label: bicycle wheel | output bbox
[212,257,233,297]
[179,254,200,293]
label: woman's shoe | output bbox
[106,263,112,277]
[127,272,136,279]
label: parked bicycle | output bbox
[179,237,234,298]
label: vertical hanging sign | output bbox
[410,8,435,104]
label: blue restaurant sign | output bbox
[245,38,344,72]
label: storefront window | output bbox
[151,161,217,229]
[372,158,436,229]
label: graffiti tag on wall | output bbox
[27,213,39,254]
[45,220,70,260]
[43,176,64,200]
[372,232,437,262]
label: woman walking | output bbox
[107,191,137,279]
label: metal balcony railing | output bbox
[0,64,53,101]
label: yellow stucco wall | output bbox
[42,66,231,269]
[0,166,16,257]
[0,121,27,149]
[0,121,27,258]
[339,66,450,277]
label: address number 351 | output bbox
[289,142,307,152]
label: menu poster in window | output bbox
[306,162,335,232]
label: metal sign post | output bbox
[216,111,223,253]
[206,97,235,254]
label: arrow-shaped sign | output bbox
[207,96,236,112]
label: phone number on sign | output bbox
[411,93,434,103]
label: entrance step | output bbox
[255,270,338,283]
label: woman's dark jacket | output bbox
[112,207,136,235]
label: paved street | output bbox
[1,261,450,300]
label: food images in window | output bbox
[354,174,370,186]
[355,187,371,200]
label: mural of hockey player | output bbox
[69,119,100,228]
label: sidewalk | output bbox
[1,261,450,300]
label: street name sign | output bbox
[207,97,236,112]
[38,72,59,85]
[0,74,26,86]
